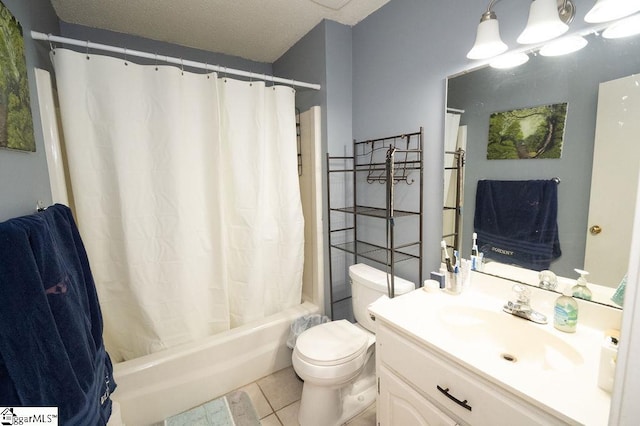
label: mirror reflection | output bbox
[445,32,640,308]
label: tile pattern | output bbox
[237,366,376,426]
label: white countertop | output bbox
[369,271,622,425]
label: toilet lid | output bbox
[295,320,369,366]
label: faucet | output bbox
[503,284,548,324]
[538,270,558,291]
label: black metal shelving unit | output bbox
[326,128,423,319]
[442,148,465,254]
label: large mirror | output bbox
[445,32,640,308]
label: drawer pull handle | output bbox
[437,385,472,411]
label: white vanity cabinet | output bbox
[375,322,570,426]
[378,363,456,425]
[370,273,617,425]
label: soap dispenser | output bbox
[554,283,578,333]
[572,268,592,301]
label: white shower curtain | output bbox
[52,48,304,362]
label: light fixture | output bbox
[585,0,640,23]
[467,9,508,59]
[517,0,572,44]
[539,35,588,56]
[489,52,530,69]
[467,0,576,60]
[602,14,640,38]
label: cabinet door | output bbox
[378,365,457,426]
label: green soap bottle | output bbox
[554,283,578,333]
[572,268,592,301]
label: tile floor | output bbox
[234,366,376,426]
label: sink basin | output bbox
[438,305,584,371]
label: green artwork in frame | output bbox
[487,103,567,160]
[0,0,35,152]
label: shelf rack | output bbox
[442,148,465,254]
[326,128,423,319]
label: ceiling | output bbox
[49,0,391,63]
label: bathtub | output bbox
[110,301,319,425]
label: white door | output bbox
[584,74,640,287]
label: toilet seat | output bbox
[295,320,368,367]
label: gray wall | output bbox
[351,0,475,280]
[448,34,640,278]
[273,21,327,115]
[275,20,353,317]
[0,0,59,221]
[274,20,353,157]
[350,0,600,279]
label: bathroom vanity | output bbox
[369,272,621,425]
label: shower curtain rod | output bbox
[30,31,321,91]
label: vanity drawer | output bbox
[377,324,568,426]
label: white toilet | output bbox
[292,263,415,426]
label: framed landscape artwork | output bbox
[0,1,35,152]
[487,103,567,160]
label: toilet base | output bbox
[297,372,377,426]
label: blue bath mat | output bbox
[165,390,260,426]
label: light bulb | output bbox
[540,35,588,56]
[467,12,508,60]
[490,52,530,69]
[518,0,569,45]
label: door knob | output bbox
[590,225,602,235]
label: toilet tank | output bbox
[349,263,415,333]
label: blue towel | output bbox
[0,204,116,425]
[474,180,561,270]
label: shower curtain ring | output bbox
[123,47,128,66]
[181,58,184,75]
[86,40,90,60]
[155,53,159,71]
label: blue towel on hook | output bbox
[0,204,116,425]
[474,179,561,270]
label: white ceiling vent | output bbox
[309,0,353,10]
